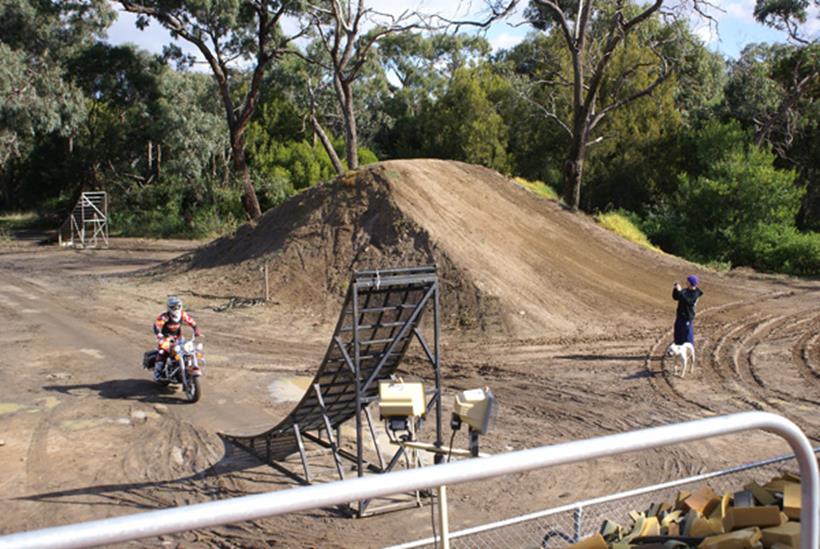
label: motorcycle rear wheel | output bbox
[184,376,201,403]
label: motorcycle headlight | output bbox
[196,343,203,352]
[183,341,195,353]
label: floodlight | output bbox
[451,387,496,457]
[379,380,426,437]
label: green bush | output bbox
[736,224,820,276]
[596,210,660,252]
[109,179,244,239]
[514,177,559,201]
[358,147,379,166]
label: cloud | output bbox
[489,31,526,51]
[721,0,757,24]
[692,22,719,46]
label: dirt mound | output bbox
[178,159,762,337]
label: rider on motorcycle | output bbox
[153,296,201,381]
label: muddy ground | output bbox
[0,201,818,546]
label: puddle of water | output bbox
[268,376,313,403]
[0,403,26,415]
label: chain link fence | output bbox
[390,448,819,549]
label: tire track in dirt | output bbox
[791,314,820,381]
[646,329,717,416]
[702,292,820,441]
[23,407,58,530]
[642,291,796,417]
[739,312,820,407]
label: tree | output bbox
[0,44,86,170]
[523,0,698,210]
[724,43,819,229]
[419,67,511,172]
[753,0,816,44]
[302,1,422,171]
[0,0,113,206]
[118,0,306,220]
[372,32,492,157]
[301,1,516,171]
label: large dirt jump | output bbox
[178,159,757,337]
[0,159,817,548]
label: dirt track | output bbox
[1,160,818,548]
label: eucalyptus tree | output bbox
[118,0,307,220]
[523,0,707,211]
[0,0,113,205]
[300,1,423,171]
[747,0,818,150]
[301,1,517,171]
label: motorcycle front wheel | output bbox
[184,376,201,403]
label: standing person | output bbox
[673,275,703,345]
[153,296,201,381]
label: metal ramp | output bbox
[220,266,443,516]
[58,192,109,248]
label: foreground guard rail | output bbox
[1,411,817,549]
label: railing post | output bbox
[572,506,582,543]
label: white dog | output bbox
[666,342,696,377]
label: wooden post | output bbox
[263,261,270,302]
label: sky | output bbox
[105,0,817,67]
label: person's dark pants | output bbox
[674,318,694,345]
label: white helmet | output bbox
[167,296,182,322]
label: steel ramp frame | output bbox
[221,266,443,516]
[59,192,109,248]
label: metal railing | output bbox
[388,447,820,548]
[0,411,817,549]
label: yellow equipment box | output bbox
[378,381,426,419]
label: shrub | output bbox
[736,224,820,276]
[514,177,559,201]
[108,179,244,239]
[596,210,660,252]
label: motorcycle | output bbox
[142,337,204,403]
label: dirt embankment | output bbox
[170,159,764,339]
[0,159,817,549]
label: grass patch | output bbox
[0,211,40,230]
[514,177,559,201]
[596,210,661,252]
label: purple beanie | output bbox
[687,275,699,287]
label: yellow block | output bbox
[744,482,776,506]
[567,533,607,549]
[698,527,762,549]
[763,479,792,492]
[782,483,801,520]
[711,493,732,519]
[662,510,683,527]
[761,522,800,548]
[723,506,783,531]
[639,516,660,537]
[686,485,721,516]
[690,516,725,537]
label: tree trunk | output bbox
[231,132,262,220]
[563,116,588,211]
[311,114,344,175]
[341,82,358,170]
